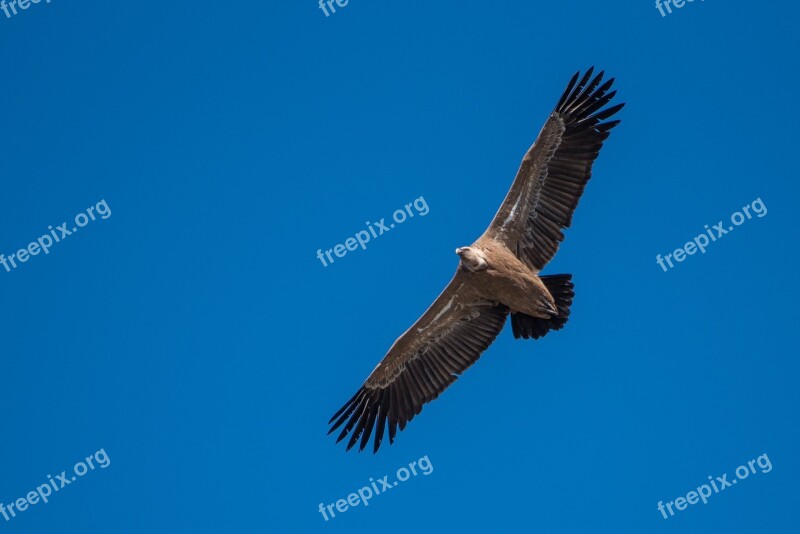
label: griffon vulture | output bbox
[329,68,623,452]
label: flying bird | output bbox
[329,68,623,453]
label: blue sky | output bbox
[1,0,798,532]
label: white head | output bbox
[455,246,488,272]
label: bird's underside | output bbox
[329,67,623,453]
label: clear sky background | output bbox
[1,1,798,532]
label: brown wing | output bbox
[328,270,508,453]
[485,68,624,271]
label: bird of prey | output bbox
[329,68,623,453]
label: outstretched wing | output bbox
[328,270,508,453]
[485,68,624,271]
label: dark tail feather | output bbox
[510,274,574,340]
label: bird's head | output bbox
[455,246,489,272]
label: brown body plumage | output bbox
[329,68,624,452]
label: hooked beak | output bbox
[455,248,463,255]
